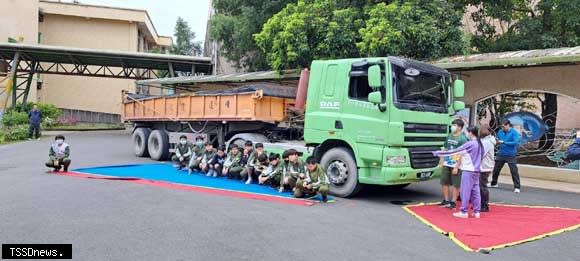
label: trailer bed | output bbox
[122,85,297,123]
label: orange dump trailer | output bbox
[122,89,296,123]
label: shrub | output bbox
[2,125,29,141]
[1,111,29,126]
[5,102,62,121]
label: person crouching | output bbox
[294,156,330,202]
[258,153,283,186]
[172,135,192,170]
[45,135,71,172]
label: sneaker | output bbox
[245,178,252,185]
[449,201,457,209]
[514,188,520,193]
[490,184,499,188]
[206,171,212,177]
[453,212,468,218]
[37,138,41,141]
[212,171,218,177]
[473,212,480,219]
[438,200,450,207]
[486,182,491,188]
[28,138,32,141]
[480,207,490,212]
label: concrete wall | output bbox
[0,0,39,44]
[458,65,580,106]
[37,14,137,114]
[0,0,39,109]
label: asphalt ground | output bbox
[1,130,579,261]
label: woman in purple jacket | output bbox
[433,126,485,219]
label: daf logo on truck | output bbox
[320,101,340,110]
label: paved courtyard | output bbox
[0,130,579,261]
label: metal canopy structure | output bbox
[0,42,212,108]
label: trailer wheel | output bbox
[320,147,361,198]
[148,129,170,161]
[132,128,151,157]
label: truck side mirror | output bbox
[368,91,387,112]
[368,91,382,105]
[368,65,382,88]
[453,101,465,111]
[453,80,464,98]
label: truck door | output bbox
[340,61,389,168]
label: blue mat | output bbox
[73,163,331,201]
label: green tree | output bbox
[209,0,295,71]
[358,1,466,59]
[172,17,203,56]
[254,0,466,70]
[254,1,364,70]
[456,0,580,52]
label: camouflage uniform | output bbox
[295,164,330,198]
[45,143,71,171]
[171,142,193,168]
[223,151,243,178]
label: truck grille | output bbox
[404,123,447,134]
[408,147,440,169]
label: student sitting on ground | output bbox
[188,136,206,171]
[281,149,305,192]
[277,150,290,192]
[242,143,268,184]
[223,144,243,179]
[45,135,71,172]
[294,156,330,202]
[258,153,283,187]
[172,135,193,170]
[198,142,217,176]
[240,140,254,168]
[207,145,227,177]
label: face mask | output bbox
[451,126,458,133]
[284,159,289,164]
[196,141,203,146]
[180,140,187,145]
[56,139,64,145]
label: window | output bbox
[324,65,338,96]
[348,75,373,101]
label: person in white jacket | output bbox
[479,124,496,212]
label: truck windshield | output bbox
[392,63,449,113]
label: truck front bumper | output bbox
[359,166,441,185]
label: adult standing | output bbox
[479,124,496,212]
[28,105,43,141]
[490,120,521,193]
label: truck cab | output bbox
[304,57,465,197]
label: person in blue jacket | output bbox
[490,120,521,193]
[28,105,43,140]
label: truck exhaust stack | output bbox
[295,68,310,110]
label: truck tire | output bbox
[132,128,151,157]
[148,129,170,161]
[320,147,361,198]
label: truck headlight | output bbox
[387,156,407,165]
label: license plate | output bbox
[419,171,433,180]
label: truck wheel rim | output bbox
[328,161,348,185]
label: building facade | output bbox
[1,0,172,121]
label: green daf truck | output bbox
[124,56,465,197]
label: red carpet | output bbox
[404,203,580,252]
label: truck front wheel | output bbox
[148,129,170,161]
[132,128,151,157]
[320,147,361,198]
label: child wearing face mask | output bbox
[438,119,468,209]
[172,135,193,170]
[433,126,484,219]
[188,136,206,171]
[45,135,71,172]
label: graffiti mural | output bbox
[475,91,580,170]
